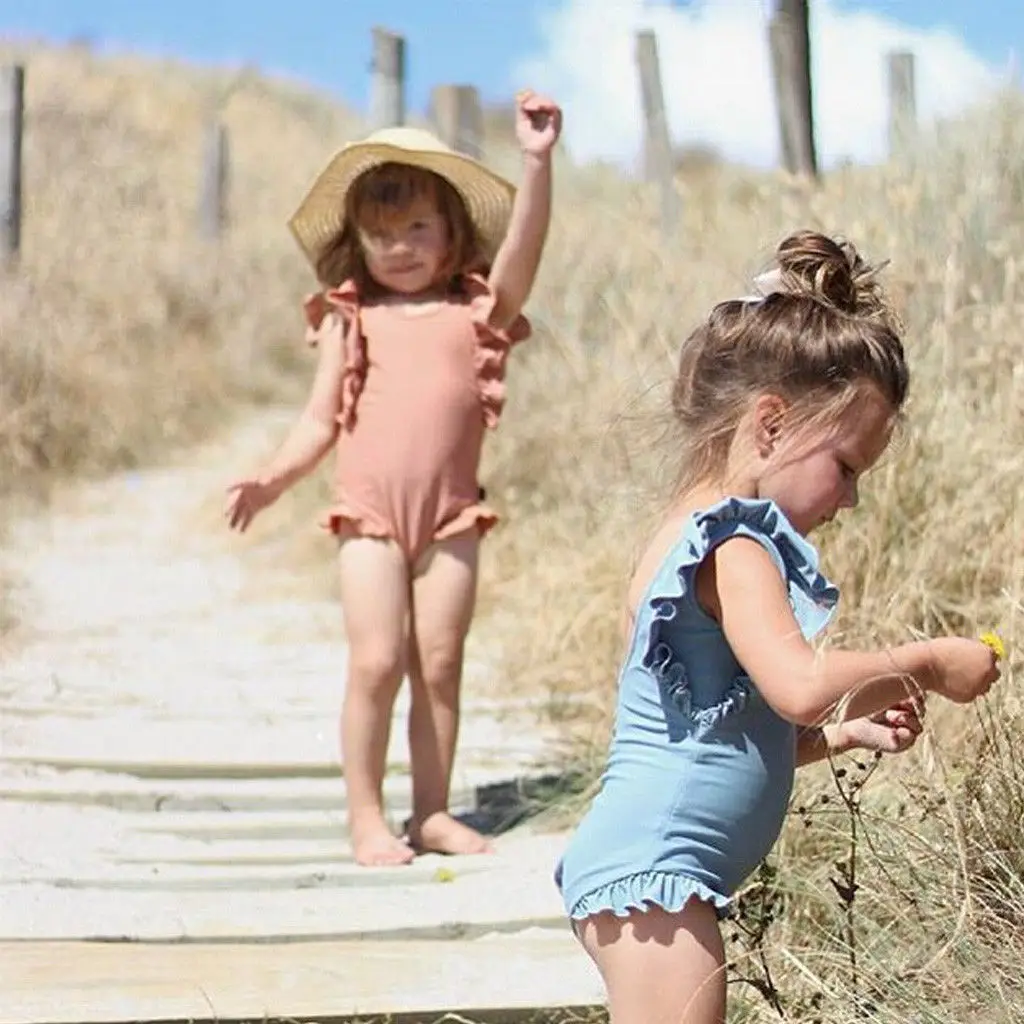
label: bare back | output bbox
[623,491,725,647]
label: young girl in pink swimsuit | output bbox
[225,90,562,866]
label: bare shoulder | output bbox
[695,533,786,624]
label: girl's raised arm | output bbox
[487,90,562,329]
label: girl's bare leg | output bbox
[337,536,414,866]
[576,901,727,1024]
[405,530,493,855]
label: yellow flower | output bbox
[979,631,1006,660]
[432,867,456,884]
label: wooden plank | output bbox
[0,831,568,942]
[0,883,564,943]
[1,854,499,891]
[0,935,605,1024]
[2,714,551,779]
[0,877,566,944]
[0,770,436,813]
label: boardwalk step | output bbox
[0,931,606,1024]
[0,831,570,942]
[3,716,550,779]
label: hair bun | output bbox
[773,230,891,323]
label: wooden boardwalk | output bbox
[0,728,600,1022]
[1,938,604,1024]
[0,422,604,1024]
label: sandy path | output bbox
[0,410,573,934]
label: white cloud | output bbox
[512,0,1007,169]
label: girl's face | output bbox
[756,385,895,536]
[357,194,450,295]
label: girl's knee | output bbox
[413,637,465,691]
[347,643,405,693]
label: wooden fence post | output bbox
[370,27,405,130]
[768,0,818,177]
[0,65,24,264]
[634,29,680,233]
[429,85,483,158]
[886,50,917,158]
[198,120,229,239]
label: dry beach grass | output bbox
[2,41,1023,1022]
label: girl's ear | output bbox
[752,393,788,457]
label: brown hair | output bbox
[313,162,485,295]
[671,230,909,492]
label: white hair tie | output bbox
[736,267,786,304]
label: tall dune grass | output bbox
[2,41,1023,1020]
[477,89,1024,1024]
[0,42,363,505]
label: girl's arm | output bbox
[796,697,923,766]
[701,537,999,726]
[487,91,561,329]
[253,321,345,495]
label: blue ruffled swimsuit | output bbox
[555,497,839,920]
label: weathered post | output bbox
[768,0,818,177]
[430,85,483,158]
[634,29,680,232]
[369,28,405,130]
[0,65,25,263]
[198,120,229,239]
[887,50,917,158]
[195,120,228,238]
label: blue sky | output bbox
[2,0,1019,112]
[1,0,552,112]
[2,1,1020,167]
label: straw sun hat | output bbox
[287,126,516,270]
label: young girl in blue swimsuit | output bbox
[555,230,1002,1024]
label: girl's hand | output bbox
[837,698,924,755]
[515,89,562,156]
[928,637,1001,704]
[224,475,281,532]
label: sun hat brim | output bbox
[287,128,516,272]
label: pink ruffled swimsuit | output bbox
[303,273,531,562]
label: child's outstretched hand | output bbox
[838,698,924,755]
[224,475,281,532]
[515,89,562,156]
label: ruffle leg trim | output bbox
[319,502,395,543]
[567,870,732,923]
[319,501,500,558]
[434,502,500,543]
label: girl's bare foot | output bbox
[351,817,415,867]
[405,811,496,856]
